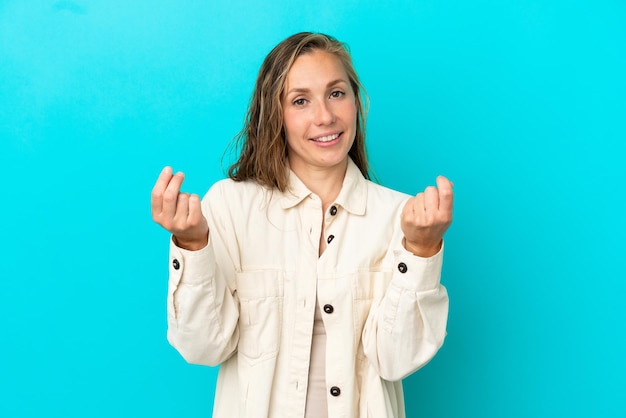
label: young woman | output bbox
[151,32,453,418]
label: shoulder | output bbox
[207,177,267,195]
[360,180,411,219]
[203,178,273,209]
[365,179,410,203]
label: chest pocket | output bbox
[236,270,284,363]
[352,270,393,344]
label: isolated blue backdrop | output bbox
[1,0,625,417]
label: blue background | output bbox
[1,0,625,417]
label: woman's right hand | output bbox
[151,166,209,251]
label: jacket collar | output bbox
[279,158,368,215]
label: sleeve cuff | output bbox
[392,241,444,292]
[169,235,216,287]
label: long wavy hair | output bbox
[226,32,370,192]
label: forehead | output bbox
[284,50,349,90]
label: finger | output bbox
[151,166,173,217]
[187,194,204,225]
[162,172,185,221]
[424,186,439,216]
[414,192,425,216]
[436,176,454,215]
[401,199,413,231]
[174,192,190,228]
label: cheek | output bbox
[283,111,301,134]
[345,101,358,127]
[282,111,303,146]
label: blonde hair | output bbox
[226,32,370,191]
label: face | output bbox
[282,50,357,176]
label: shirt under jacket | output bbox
[166,159,449,418]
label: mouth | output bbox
[310,132,342,143]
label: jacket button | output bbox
[330,386,341,396]
[397,262,407,273]
[327,235,335,244]
[172,259,180,270]
[323,304,334,314]
[330,205,337,216]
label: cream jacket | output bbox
[167,159,449,418]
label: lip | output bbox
[309,131,343,143]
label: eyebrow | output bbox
[285,79,349,96]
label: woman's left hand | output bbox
[401,176,454,257]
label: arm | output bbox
[166,232,240,366]
[152,167,240,366]
[362,245,448,381]
[362,176,453,381]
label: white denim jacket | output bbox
[167,159,449,418]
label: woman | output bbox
[151,32,453,418]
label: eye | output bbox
[330,90,345,99]
[293,98,307,106]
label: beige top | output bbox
[166,159,449,418]
[305,301,329,418]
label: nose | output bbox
[314,100,335,125]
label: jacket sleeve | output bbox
[166,182,240,366]
[361,243,449,381]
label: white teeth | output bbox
[313,133,340,142]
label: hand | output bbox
[401,176,454,257]
[151,166,209,250]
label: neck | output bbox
[290,159,348,211]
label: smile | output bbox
[311,132,341,143]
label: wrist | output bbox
[403,238,441,258]
[173,233,209,251]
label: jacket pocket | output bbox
[352,270,392,334]
[236,270,284,363]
